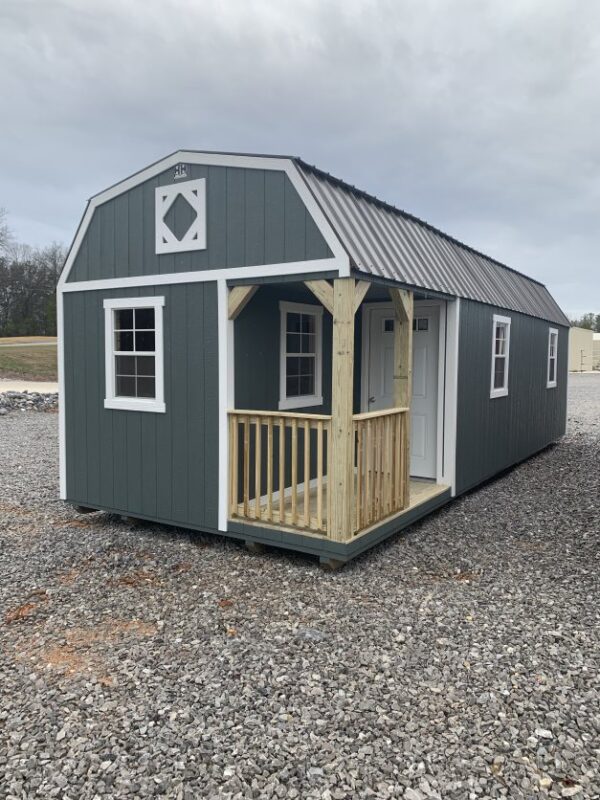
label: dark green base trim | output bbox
[66,488,452,565]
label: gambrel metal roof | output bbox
[64,148,568,326]
[296,159,569,326]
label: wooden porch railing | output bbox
[228,406,410,539]
[228,410,331,534]
[353,407,410,533]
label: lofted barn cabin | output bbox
[57,151,569,566]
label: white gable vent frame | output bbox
[155,178,207,254]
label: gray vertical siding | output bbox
[67,166,332,282]
[64,282,219,530]
[455,300,568,495]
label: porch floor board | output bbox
[232,478,449,537]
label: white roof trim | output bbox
[58,151,350,289]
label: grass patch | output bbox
[0,336,57,345]
[0,344,57,380]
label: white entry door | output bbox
[364,304,440,479]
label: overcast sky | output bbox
[1,0,598,315]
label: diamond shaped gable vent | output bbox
[155,178,206,254]
[164,193,198,241]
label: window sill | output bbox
[546,382,557,389]
[278,395,323,411]
[104,398,166,413]
[490,388,508,399]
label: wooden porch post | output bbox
[390,288,413,507]
[329,278,356,541]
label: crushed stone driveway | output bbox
[0,374,599,799]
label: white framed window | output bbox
[547,327,558,388]
[490,314,511,398]
[103,297,166,413]
[279,301,323,410]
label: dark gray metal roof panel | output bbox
[296,160,569,326]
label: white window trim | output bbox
[490,314,511,399]
[279,301,323,410]
[103,296,166,413]
[547,327,558,388]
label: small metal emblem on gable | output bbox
[155,178,206,254]
[174,163,187,180]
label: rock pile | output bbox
[0,391,58,415]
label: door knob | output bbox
[368,396,375,404]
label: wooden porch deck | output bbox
[230,478,449,538]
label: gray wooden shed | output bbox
[57,150,569,565]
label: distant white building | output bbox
[568,327,594,372]
[593,332,600,370]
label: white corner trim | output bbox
[278,300,323,411]
[217,280,232,533]
[58,150,349,289]
[103,296,166,414]
[490,314,511,399]
[435,300,447,486]
[445,298,460,496]
[547,327,558,388]
[57,289,66,499]
[155,178,206,254]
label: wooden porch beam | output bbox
[304,280,334,315]
[354,280,370,313]
[228,285,258,320]
[389,287,411,324]
[329,278,356,542]
[389,288,413,410]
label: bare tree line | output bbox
[569,312,600,332]
[0,209,66,337]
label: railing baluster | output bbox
[266,416,273,523]
[394,413,400,510]
[384,414,391,514]
[365,418,372,526]
[303,420,310,528]
[317,420,324,531]
[254,417,261,519]
[291,418,298,526]
[243,415,250,518]
[279,418,285,524]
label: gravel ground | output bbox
[1,375,599,800]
